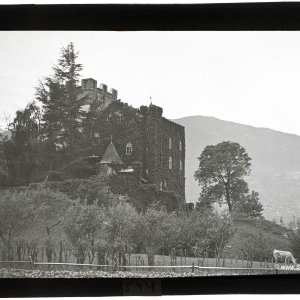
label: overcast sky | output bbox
[1,31,300,135]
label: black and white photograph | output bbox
[1,29,300,283]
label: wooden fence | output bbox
[1,260,299,275]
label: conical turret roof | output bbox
[100,140,123,165]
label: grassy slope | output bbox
[227,217,292,261]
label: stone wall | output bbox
[81,96,185,201]
[78,78,118,112]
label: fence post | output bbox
[192,262,195,273]
[29,255,33,270]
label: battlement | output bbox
[81,78,118,100]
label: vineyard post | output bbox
[192,262,195,273]
[29,255,33,270]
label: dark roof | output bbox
[100,141,123,165]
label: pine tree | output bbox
[36,43,84,168]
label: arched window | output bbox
[126,143,133,155]
[169,156,172,170]
[117,114,124,123]
[169,137,172,149]
[179,141,182,151]
[106,114,112,124]
[180,160,183,171]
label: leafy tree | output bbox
[3,102,43,185]
[194,141,251,213]
[183,211,233,258]
[233,191,264,218]
[36,42,84,167]
[0,190,35,260]
[234,227,274,261]
[63,200,105,264]
[106,203,138,266]
[0,133,8,186]
[195,189,214,213]
[29,186,71,238]
[134,209,175,266]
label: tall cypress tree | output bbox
[36,43,84,168]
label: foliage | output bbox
[234,227,275,261]
[36,42,84,166]
[134,209,179,266]
[29,186,71,238]
[3,102,44,186]
[0,190,36,260]
[41,178,90,199]
[109,174,182,213]
[290,229,300,260]
[63,158,96,179]
[63,200,106,264]
[106,202,139,266]
[46,170,66,181]
[194,141,252,212]
[184,211,234,258]
[233,191,264,218]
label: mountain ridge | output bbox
[175,115,300,138]
[173,115,300,222]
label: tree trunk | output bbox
[225,187,232,212]
[58,240,63,263]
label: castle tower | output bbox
[99,138,123,176]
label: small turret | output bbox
[81,78,97,89]
[99,83,107,92]
[148,103,163,118]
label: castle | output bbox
[78,78,186,200]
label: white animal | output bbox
[273,249,297,264]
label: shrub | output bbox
[63,158,95,179]
[46,170,66,181]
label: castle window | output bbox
[160,182,163,191]
[169,137,172,149]
[180,160,183,171]
[94,132,100,144]
[117,114,124,123]
[106,114,112,124]
[179,141,182,151]
[169,156,172,170]
[126,143,133,155]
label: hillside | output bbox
[174,115,300,221]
